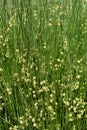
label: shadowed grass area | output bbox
[0,0,87,130]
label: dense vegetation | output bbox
[0,0,87,129]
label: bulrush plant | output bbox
[0,0,87,130]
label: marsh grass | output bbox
[0,0,87,130]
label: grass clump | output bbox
[0,0,87,130]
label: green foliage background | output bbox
[0,0,87,130]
